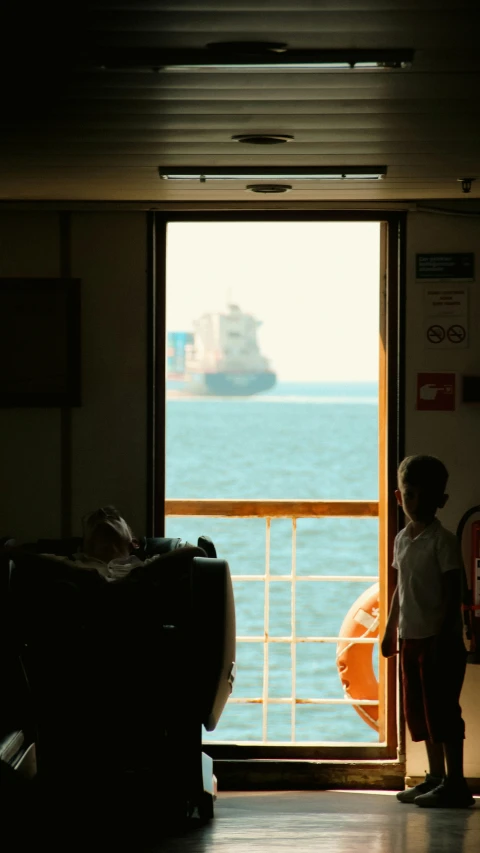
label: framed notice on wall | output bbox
[416,253,474,281]
[0,278,81,406]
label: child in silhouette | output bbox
[382,455,474,807]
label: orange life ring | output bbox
[336,583,379,732]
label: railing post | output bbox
[263,517,271,742]
[291,517,297,742]
[165,500,381,746]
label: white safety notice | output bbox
[424,287,467,316]
[424,286,469,349]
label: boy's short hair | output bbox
[398,455,449,495]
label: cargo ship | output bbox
[167,304,276,397]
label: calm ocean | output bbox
[165,382,379,744]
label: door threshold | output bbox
[214,758,405,791]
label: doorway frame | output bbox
[148,209,405,763]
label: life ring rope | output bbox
[335,615,379,662]
[336,583,380,732]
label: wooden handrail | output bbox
[165,499,378,518]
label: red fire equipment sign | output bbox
[416,373,456,411]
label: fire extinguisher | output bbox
[457,505,480,663]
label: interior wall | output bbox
[0,213,63,539]
[0,212,148,542]
[1,204,479,776]
[404,210,480,779]
[70,213,148,538]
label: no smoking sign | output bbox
[423,284,469,349]
[447,324,466,343]
[424,320,468,349]
[426,324,445,344]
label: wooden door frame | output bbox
[148,209,406,763]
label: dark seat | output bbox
[7,539,236,828]
[0,540,37,851]
[0,539,35,774]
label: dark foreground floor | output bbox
[5,787,479,852]
[148,790,479,853]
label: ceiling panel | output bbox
[1,0,479,201]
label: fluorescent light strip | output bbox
[96,50,414,74]
[160,170,386,181]
[164,62,375,72]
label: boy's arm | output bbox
[437,533,464,635]
[381,585,399,657]
[440,569,462,635]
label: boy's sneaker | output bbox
[396,774,443,804]
[414,778,475,808]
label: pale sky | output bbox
[166,221,380,382]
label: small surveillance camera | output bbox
[458,178,475,194]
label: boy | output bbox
[382,455,474,808]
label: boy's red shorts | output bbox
[400,634,467,742]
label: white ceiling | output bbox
[1,1,479,202]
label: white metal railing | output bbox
[166,499,379,743]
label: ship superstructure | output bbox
[167,304,276,396]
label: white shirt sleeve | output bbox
[392,534,399,570]
[437,531,464,575]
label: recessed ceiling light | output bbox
[231,134,294,145]
[247,184,292,193]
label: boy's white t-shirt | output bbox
[393,518,464,639]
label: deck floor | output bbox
[150,790,480,853]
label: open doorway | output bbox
[155,212,403,759]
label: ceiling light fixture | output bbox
[95,47,414,73]
[159,167,387,182]
[231,134,294,144]
[247,184,292,193]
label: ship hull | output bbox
[168,371,276,397]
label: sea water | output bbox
[165,382,379,743]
